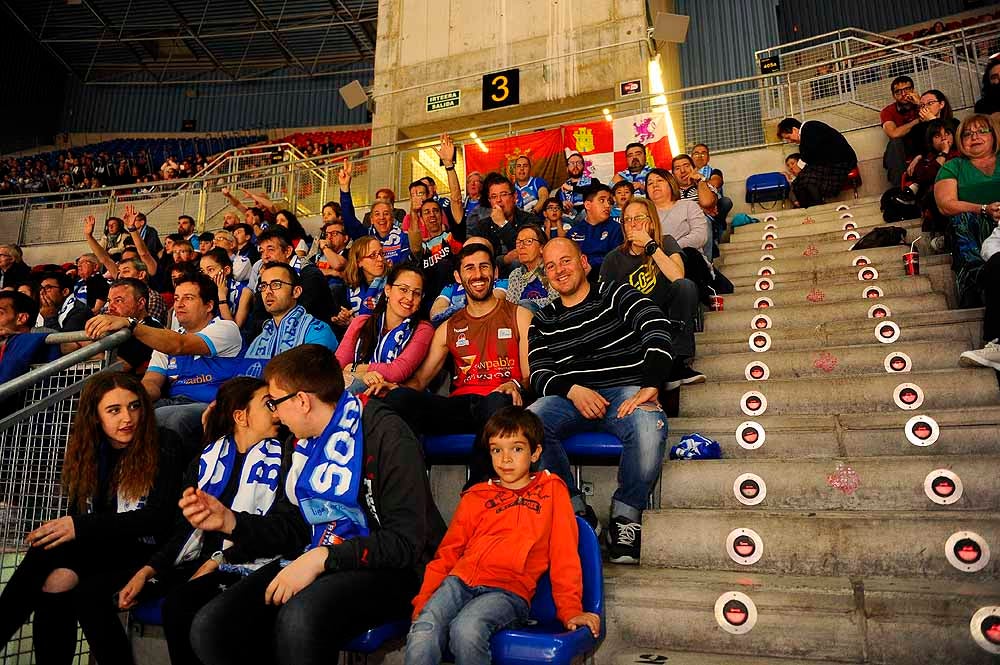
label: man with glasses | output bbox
[244,262,338,361]
[87,274,243,455]
[40,272,92,333]
[882,75,922,185]
[465,173,534,276]
[557,152,601,221]
[247,228,335,338]
[314,219,351,280]
[0,244,30,289]
[612,142,652,196]
[72,252,109,315]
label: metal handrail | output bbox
[0,329,130,403]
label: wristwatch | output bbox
[644,240,659,256]
[210,550,226,566]
[982,204,989,216]
[126,317,140,331]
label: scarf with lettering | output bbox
[354,314,415,367]
[244,305,315,360]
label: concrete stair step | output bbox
[718,230,924,268]
[679,366,1000,417]
[749,197,880,223]
[603,567,1000,665]
[723,219,921,254]
[678,368,1000,417]
[693,339,958,380]
[716,274,932,312]
[731,211,899,240]
[717,244,919,276]
[726,253,950,289]
[611,650,854,665]
[696,307,982,356]
[640,508,1000,579]
[666,405,1000,459]
[702,293,947,333]
[659,456,1000,512]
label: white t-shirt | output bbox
[148,317,243,373]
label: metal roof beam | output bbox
[328,0,375,56]
[0,0,76,76]
[243,0,309,73]
[162,0,237,81]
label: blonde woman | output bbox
[599,197,704,389]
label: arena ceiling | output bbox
[1,0,377,84]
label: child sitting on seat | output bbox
[404,407,600,665]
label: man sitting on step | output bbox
[528,237,672,565]
[777,117,858,208]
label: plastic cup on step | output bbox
[711,295,724,311]
[903,251,919,275]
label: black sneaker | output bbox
[577,504,602,537]
[664,364,707,391]
[607,515,641,565]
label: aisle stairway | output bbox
[601,197,1000,664]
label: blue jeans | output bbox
[529,385,667,521]
[154,396,208,459]
[405,576,529,665]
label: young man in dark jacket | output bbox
[185,344,446,665]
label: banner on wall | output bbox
[561,111,674,185]
[462,128,566,197]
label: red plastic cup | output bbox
[903,251,919,276]
[711,295,724,311]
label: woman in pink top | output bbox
[336,262,435,394]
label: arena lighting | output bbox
[647,54,681,156]
[469,131,488,152]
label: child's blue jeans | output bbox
[404,576,529,665]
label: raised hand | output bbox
[83,215,96,238]
[122,204,138,229]
[338,158,353,190]
[434,134,457,167]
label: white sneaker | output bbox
[960,339,1000,370]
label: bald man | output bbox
[527,237,673,565]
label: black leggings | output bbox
[0,538,151,665]
[160,568,243,665]
[190,560,418,665]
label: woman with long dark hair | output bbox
[336,262,434,394]
[274,209,312,257]
[116,376,305,665]
[0,372,184,665]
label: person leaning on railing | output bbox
[0,372,185,665]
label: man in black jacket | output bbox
[186,345,446,665]
[777,117,858,208]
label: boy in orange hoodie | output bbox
[404,406,600,665]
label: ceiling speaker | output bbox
[339,80,369,110]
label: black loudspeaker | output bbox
[182,119,196,131]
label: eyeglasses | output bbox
[362,249,386,261]
[961,127,993,139]
[567,160,584,167]
[515,238,539,248]
[691,150,709,156]
[392,284,423,298]
[264,392,298,412]
[488,192,513,201]
[40,284,62,291]
[622,214,651,224]
[324,230,345,237]
[257,279,293,293]
[892,85,914,95]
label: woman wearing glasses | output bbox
[343,236,388,317]
[115,376,303,665]
[336,262,433,395]
[935,115,1000,369]
[600,198,704,390]
[505,225,557,311]
[0,372,184,665]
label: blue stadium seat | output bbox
[489,514,605,665]
[422,433,476,464]
[343,619,411,654]
[129,596,165,634]
[562,432,622,461]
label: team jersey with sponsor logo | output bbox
[445,299,522,397]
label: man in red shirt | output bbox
[881,75,921,186]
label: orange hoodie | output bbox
[411,471,583,625]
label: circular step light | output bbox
[749,331,772,353]
[905,414,939,447]
[945,531,990,573]
[868,303,892,319]
[863,285,883,299]
[754,297,774,309]
[715,592,758,634]
[750,314,772,331]
[924,469,963,505]
[836,204,850,211]
[893,382,925,410]
[740,391,768,417]
[858,266,879,281]
[853,255,871,267]
[884,351,912,373]
[736,421,766,450]
[842,221,857,231]
[755,277,774,292]
[745,361,770,381]
[840,211,854,219]
[971,607,1000,654]
[733,473,767,505]
[764,223,777,231]
[759,254,775,262]
[764,214,778,222]
[726,528,764,565]
[875,321,901,344]
[757,265,776,277]
[761,241,777,251]
[761,231,778,241]
[844,230,861,242]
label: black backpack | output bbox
[851,225,908,250]
[881,187,920,223]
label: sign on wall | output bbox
[426,90,461,112]
[759,56,780,75]
[482,68,520,111]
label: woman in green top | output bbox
[934,114,1000,369]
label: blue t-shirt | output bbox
[568,218,624,270]
[515,177,548,212]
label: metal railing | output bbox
[0,330,129,664]
[0,21,995,250]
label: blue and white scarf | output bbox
[286,391,368,549]
[244,305,315,360]
[348,276,386,316]
[353,314,415,368]
[174,435,283,566]
[226,278,246,313]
